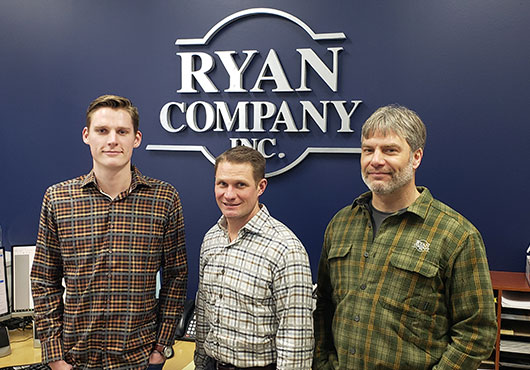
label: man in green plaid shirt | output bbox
[313,105,497,369]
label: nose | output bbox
[224,185,236,199]
[107,130,118,146]
[370,149,385,166]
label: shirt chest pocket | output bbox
[390,251,438,278]
[379,250,445,339]
[327,243,355,296]
[382,249,440,310]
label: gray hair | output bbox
[361,104,427,151]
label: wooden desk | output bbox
[167,341,195,370]
[0,328,40,366]
[0,328,195,369]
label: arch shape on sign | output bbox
[145,144,360,178]
[175,7,346,46]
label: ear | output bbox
[82,127,89,144]
[412,148,423,170]
[257,178,268,196]
[133,130,142,148]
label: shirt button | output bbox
[360,284,367,290]
[219,294,222,299]
[220,269,225,275]
[354,315,360,322]
[363,252,369,258]
[350,347,356,355]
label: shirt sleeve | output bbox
[30,188,66,363]
[312,222,335,370]
[273,241,314,370]
[433,231,497,369]
[156,190,188,345]
[194,239,209,369]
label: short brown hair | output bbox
[215,146,266,182]
[86,94,139,133]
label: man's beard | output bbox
[362,156,414,195]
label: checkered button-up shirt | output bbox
[314,187,497,370]
[31,166,187,369]
[194,205,314,370]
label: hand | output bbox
[48,360,73,370]
[149,350,166,364]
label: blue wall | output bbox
[1,1,529,298]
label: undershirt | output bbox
[369,200,406,236]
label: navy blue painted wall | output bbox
[1,1,529,298]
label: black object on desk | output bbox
[0,364,50,370]
[0,327,10,358]
[175,299,196,341]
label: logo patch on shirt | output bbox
[413,240,430,253]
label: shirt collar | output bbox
[353,186,433,220]
[217,204,271,235]
[80,165,150,192]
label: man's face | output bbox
[82,107,142,173]
[361,131,422,195]
[215,161,267,228]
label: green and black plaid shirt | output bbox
[31,166,187,369]
[314,187,496,370]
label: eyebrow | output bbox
[216,178,249,184]
[92,125,131,131]
[361,143,402,150]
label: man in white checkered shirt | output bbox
[194,146,314,370]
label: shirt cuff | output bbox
[41,337,64,364]
[157,321,176,346]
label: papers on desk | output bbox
[499,361,530,369]
[501,339,530,355]
[502,291,530,309]
[500,291,530,368]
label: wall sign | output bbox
[146,8,363,177]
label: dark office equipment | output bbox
[175,299,196,341]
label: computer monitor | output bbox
[0,248,10,321]
[11,245,36,318]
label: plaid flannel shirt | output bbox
[194,205,314,370]
[314,187,496,370]
[31,166,187,369]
